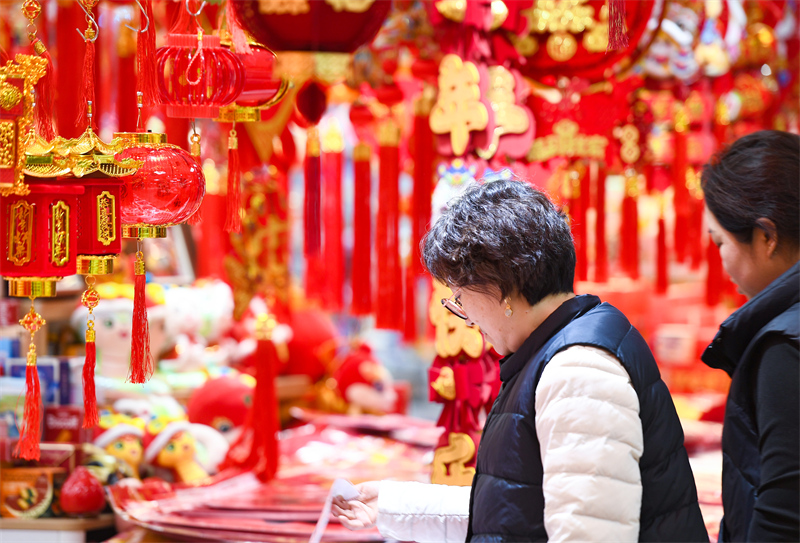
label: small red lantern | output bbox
[114,132,205,237]
[114,131,204,385]
[156,32,245,119]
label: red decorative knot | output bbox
[20,308,46,334]
[81,288,100,310]
[22,0,42,21]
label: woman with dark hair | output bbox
[333,178,708,542]
[701,129,800,542]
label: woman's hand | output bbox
[331,481,380,530]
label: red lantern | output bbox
[114,132,205,236]
[155,33,245,119]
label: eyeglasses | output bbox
[441,290,468,320]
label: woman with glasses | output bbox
[333,178,708,542]
[700,130,799,542]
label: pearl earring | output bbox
[504,299,513,317]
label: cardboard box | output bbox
[0,466,66,518]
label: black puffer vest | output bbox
[467,295,707,542]
[701,263,799,542]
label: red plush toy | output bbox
[186,374,255,442]
[323,344,398,415]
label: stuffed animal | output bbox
[92,413,145,478]
[319,344,398,415]
[142,417,229,484]
[186,374,255,443]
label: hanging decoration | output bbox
[322,123,344,312]
[232,0,392,262]
[375,118,402,331]
[351,140,372,316]
[76,0,99,132]
[428,281,500,486]
[20,0,56,140]
[113,131,204,383]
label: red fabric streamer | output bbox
[226,0,252,55]
[16,359,42,460]
[569,168,588,282]
[672,113,689,264]
[705,238,724,306]
[376,129,402,331]
[304,129,322,258]
[221,329,279,482]
[323,148,344,311]
[403,265,416,342]
[656,215,668,294]
[412,104,434,276]
[118,45,137,132]
[76,38,96,131]
[689,197,704,270]
[130,260,153,383]
[31,40,56,140]
[136,0,158,108]
[351,143,372,315]
[82,330,98,428]
[593,164,607,283]
[607,0,629,51]
[224,128,242,233]
[620,191,639,280]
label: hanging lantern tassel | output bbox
[656,201,669,294]
[221,314,279,481]
[81,277,100,427]
[16,301,46,461]
[351,142,372,315]
[607,0,629,51]
[130,245,153,383]
[376,119,402,331]
[620,168,640,280]
[224,126,241,233]
[304,127,322,257]
[136,0,159,107]
[76,22,96,130]
[187,131,203,226]
[31,39,56,140]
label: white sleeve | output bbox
[535,345,643,542]
[376,480,471,543]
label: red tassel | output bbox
[16,354,42,461]
[226,0,252,55]
[413,96,434,276]
[136,0,159,108]
[403,265,416,342]
[656,214,669,294]
[224,128,242,233]
[376,121,402,331]
[76,37,95,131]
[351,142,372,315]
[304,128,322,258]
[607,0,629,51]
[32,40,56,140]
[170,1,193,34]
[620,171,639,279]
[673,105,689,264]
[221,316,279,481]
[130,255,153,383]
[323,140,344,312]
[82,328,98,428]
[593,163,607,283]
[568,167,588,282]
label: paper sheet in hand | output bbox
[308,478,359,543]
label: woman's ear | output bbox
[754,218,779,258]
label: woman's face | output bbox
[453,286,515,355]
[705,208,774,299]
